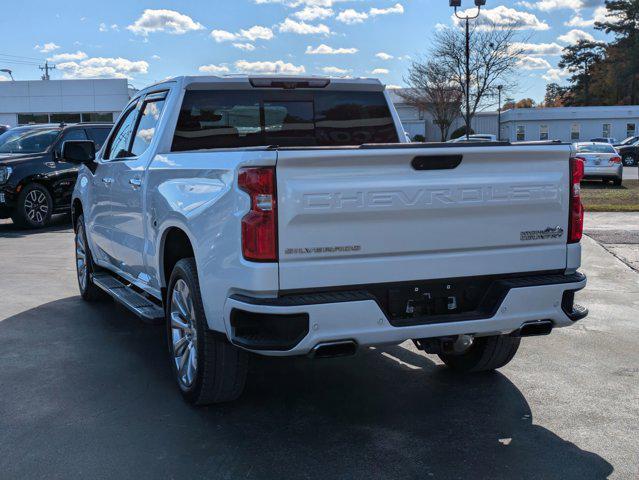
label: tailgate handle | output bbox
[411,155,462,171]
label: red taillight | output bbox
[238,167,278,262]
[610,156,622,164]
[568,157,585,243]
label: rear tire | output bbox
[166,258,248,405]
[12,183,53,229]
[439,334,521,372]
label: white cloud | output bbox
[233,42,256,51]
[34,42,60,53]
[305,44,358,54]
[369,3,404,16]
[542,67,570,82]
[127,9,204,36]
[199,64,231,74]
[0,75,9,81]
[48,51,88,62]
[375,52,393,60]
[516,56,552,70]
[211,25,273,43]
[519,0,583,11]
[336,9,368,24]
[558,28,595,44]
[56,57,149,79]
[564,15,594,27]
[512,42,563,56]
[99,23,119,32]
[255,0,337,6]
[151,54,161,60]
[453,6,549,30]
[235,59,306,74]
[240,25,274,41]
[279,18,330,34]
[371,68,389,75]
[386,84,402,89]
[321,66,350,75]
[293,6,334,20]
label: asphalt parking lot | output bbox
[0,215,638,480]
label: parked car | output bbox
[590,137,618,144]
[448,134,497,143]
[614,138,639,167]
[68,75,587,405]
[0,123,112,228]
[574,142,623,185]
[614,135,639,147]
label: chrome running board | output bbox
[92,273,164,323]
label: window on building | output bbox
[539,124,549,141]
[17,114,49,125]
[627,123,636,138]
[50,113,81,124]
[571,123,580,141]
[602,123,611,138]
[81,112,114,123]
[516,125,525,141]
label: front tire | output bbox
[439,334,521,372]
[12,183,53,229]
[75,215,105,301]
[167,258,248,405]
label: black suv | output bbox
[614,136,639,166]
[0,123,112,228]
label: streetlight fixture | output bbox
[497,84,503,141]
[451,0,485,140]
[0,69,14,81]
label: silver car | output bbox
[574,142,623,185]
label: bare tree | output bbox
[400,61,462,141]
[432,22,523,129]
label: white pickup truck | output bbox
[66,75,588,405]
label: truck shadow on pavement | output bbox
[0,297,613,480]
[0,215,72,238]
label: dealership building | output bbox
[0,78,130,127]
[390,88,639,143]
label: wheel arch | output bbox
[159,226,197,294]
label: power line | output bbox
[0,52,43,62]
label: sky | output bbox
[0,0,613,103]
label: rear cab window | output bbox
[172,90,399,151]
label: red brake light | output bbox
[610,156,622,164]
[238,167,278,262]
[568,157,584,243]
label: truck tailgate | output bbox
[276,144,571,290]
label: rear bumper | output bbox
[584,165,622,178]
[222,272,587,356]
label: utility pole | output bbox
[450,0,486,140]
[497,84,503,141]
[39,61,56,80]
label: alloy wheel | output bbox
[170,279,198,389]
[23,189,49,225]
[75,226,88,291]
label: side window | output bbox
[86,128,112,151]
[131,99,166,156]
[104,107,139,160]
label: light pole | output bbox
[497,84,503,141]
[0,69,14,81]
[450,0,485,140]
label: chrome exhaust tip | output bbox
[309,340,358,359]
[516,320,554,337]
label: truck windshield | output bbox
[0,128,60,154]
[172,90,399,151]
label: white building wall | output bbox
[0,79,130,126]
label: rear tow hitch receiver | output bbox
[413,335,474,355]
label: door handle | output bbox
[101,177,114,185]
[129,178,142,188]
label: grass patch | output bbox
[581,179,639,212]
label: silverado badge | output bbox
[520,226,564,241]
